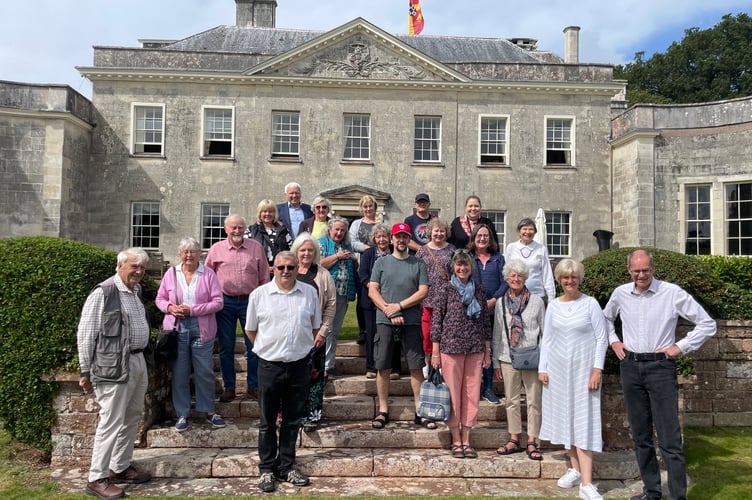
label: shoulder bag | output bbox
[155,267,180,363]
[502,305,540,370]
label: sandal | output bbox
[496,438,523,455]
[371,411,389,429]
[526,441,543,461]
[462,445,478,459]
[451,444,465,458]
[414,413,437,430]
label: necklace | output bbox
[519,244,533,259]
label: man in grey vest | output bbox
[77,248,153,499]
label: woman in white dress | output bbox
[504,218,556,302]
[538,259,608,500]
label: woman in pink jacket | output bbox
[156,237,225,432]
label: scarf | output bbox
[504,286,530,347]
[451,275,481,320]
[459,215,477,238]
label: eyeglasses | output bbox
[275,265,296,271]
[314,205,329,210]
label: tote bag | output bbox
[417,367,451,421]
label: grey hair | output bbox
[284,182,302,194]
[311,196,330,208]
[327,216,351,245]
[224,213,246,227]
[502,259,530,279]
[274,250,298,266]
[116,247,149,269]
[290,232,321,265]
[370,223,390,242]
[178,237,201,253]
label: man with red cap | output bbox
[368,223,431,429]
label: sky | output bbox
[1,0,749,98]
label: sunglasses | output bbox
[314,205,329,210]
[275,265,296,271]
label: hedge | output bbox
[0,237,159,454]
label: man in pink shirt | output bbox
[205,214,270,402]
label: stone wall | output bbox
[49,321,751,465]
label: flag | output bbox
[408,0,424,35]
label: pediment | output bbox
[320,184,392,217]
[244,18,468,83]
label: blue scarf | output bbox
[451,275,481,320]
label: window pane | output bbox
[201,204,230,249]
[344,114,370,160]
[133,106,163,155]
[480,210,505,248]
[204,108,233,156]
[685,184,711,255]
[545,212,570,256]
[725,182,752,255]
[546,118,572,165]
[414,116,441,162]
[479,117,506,165]
[272,111,300,158]
[131,202,160,249]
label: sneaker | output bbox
[275,469,310,486]
[579,483,604,500]
[365,371,376,379]
[206,413,226,428]
[326,369,343,379]
[389,372,401,380]
[175,417,189,432]
[558,467,582,488]
[481,388,501,405]
[258,472,276,493]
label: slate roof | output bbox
[164,25,543,64]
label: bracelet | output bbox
[399,302,403,311]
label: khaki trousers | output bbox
[500,361,542,437]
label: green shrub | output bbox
[699,255,752,293]
[0,237,159,454]
[581,247,752,320]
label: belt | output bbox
[624,350,666,361]
[131,349,144,354]
[223,294,248,301]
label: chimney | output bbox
[563,26,580,64]
[235,0,277,28]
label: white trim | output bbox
[543,115,575,167]
[200,105,235,158]
[130,103,165,156]
[477,114,510,166]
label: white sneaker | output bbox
[557,467,582,488]
[579,483,603,500]
[422,365,429,378]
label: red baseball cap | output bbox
[391,223,411,236]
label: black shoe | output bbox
[274,469,310,486]
[356,332,366,345]
[258,472,276,493]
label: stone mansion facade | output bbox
[2,0,751,262]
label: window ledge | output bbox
[340,159,374,166]
[544,164,576,170]
[268,157,302,164]
[130,154,166,159]
[477,163,511,169]
[411,162,445,168]
[199,156,235,162]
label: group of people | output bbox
[75,183,715,500]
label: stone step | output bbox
[53,468,645,498]
[129,445,638,481]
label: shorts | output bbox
[374,323,424,371]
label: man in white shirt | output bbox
[603,249,715,500]
[246,251,321,493]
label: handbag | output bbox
[155,267,180,363]
[417,367,452,421]
[502,303,540,370]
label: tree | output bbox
[615,13,752,105]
